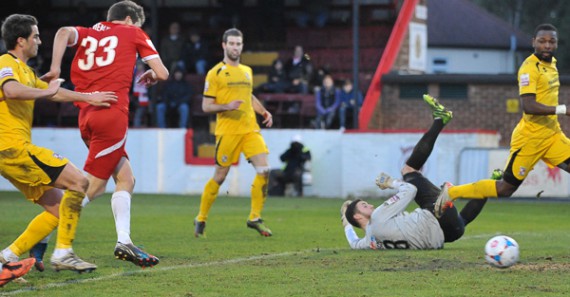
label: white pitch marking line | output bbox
[3,250,311,295]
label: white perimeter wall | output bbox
[2,128,566,198]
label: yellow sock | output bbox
[9,211,58,256]
[449,179,498,200]
[249,174,268,221]
[56,190,84,249]
[197,179,220,222]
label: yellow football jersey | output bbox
[204,62,260,135]
[516,54,561,139]
[0,53,48,150]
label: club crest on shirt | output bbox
[518,166,526,177]
[519,73,530,87]
[245,72,250,80]
[52,153,64,160]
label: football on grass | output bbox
[485,235,519,268]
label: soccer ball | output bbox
[484,235,519,268]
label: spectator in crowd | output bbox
[339,79,363,130]
[309,64,329,91]
[271,134,312,197]
[156,67,192,128]
[256,58,289,93]
[183,31,209,75]
[313,75,341,129]
[160,22,185,72]
[295,0,330,28]
[132,60,151,127]
[285,45,312,94]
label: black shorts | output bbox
[403,171,439,211]
[404,171,465,242]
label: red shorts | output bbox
[79,106,129,179]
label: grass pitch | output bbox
[1,191,569,296]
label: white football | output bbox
[485,235,519,268]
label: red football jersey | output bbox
[71,22,159,112]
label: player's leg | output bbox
[109,158,158,267]
[195,135,239,237]
[435,137,541,218]
[194,165,230,237]
[544,133,570,174]
[456,169,502,226]
[50,162,97,272]
[245,132,272,237]
[29,233,51,272]
[401,172,464,242]
[24,189,61,272]
[0,186,58,263]
[404,94,452,172]
[422,94,453,124]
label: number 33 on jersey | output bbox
[70,22,159,111]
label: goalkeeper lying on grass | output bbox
[340,94,499,250]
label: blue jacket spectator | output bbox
[313,75,340,129]
[339,79,363,129]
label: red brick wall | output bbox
[378,80,570,146]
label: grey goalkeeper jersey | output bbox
[344,181,444,250]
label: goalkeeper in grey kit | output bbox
[341,95,490,250]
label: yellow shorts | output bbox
[0,143,68,202]
[505,132,570,183]
[214,132,269,167]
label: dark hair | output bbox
[107,0,145,26]
[534,23,557,37]
[222,28,243,43]
[345,199,362,228]
[1,14,38,50]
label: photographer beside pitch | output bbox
[341,95,490,250]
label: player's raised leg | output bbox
[423,94,453,124]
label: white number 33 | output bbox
[78,36,118,70]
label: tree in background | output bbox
[471,0,570,72]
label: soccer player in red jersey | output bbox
[42,0,169,268]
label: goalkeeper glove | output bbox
[340,200,352,227]
[375,172,394,190]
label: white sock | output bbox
[81,196,91,208]
[1,248,18,262]
[112,191,132,245]
[52,248,73,259]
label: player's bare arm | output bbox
[252,94,273,127]
[42,26,76,82]
[202,97,244,113]
[520,94,567,115]
[51,88,118,107]
[1,79,61,100]
[138,58,169,87]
